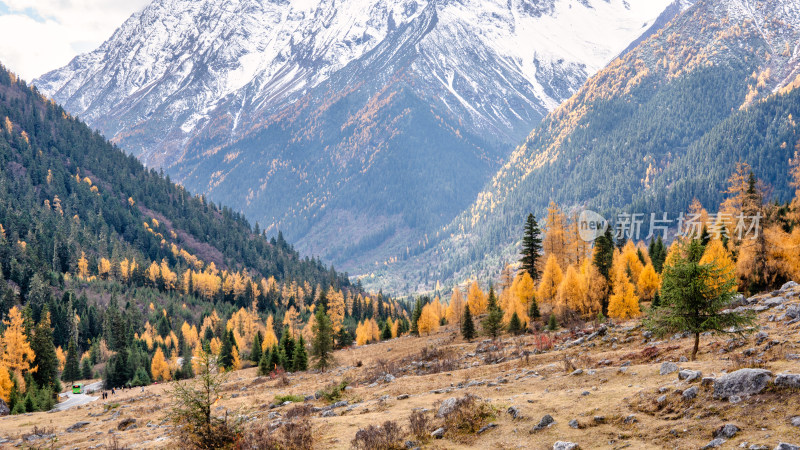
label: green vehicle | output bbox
[72,384,83,394]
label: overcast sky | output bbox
[0,0,150,81]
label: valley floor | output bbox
[1,290,799,449]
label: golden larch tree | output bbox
[637,263,660,302]
[537,254,564,306]
[151,347,171,381]
[417,304,440,336]
[608,266,641,319]
[327,289,346,333]
[467,281,487,315]
[446,287,465,325]
[699,239,736,294]
[1,306,36,388]
[557,265,587,316]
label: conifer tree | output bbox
[292,335,308,372]
[279,328,294,370]
[410,298,423,335]
[258,352,270,376]
[250,332,262,363]
[461,304,475,342]
[267,344,280,371]
[507,312,523,335]
[520,213,543,281]
[31,309,59,388]
[528,296,541,321]
[311,305,334,372]
[181,344,194,379]
[62,339,81,383]
[218,332,233,371]
[647,239,755,361]
[547,313,559,331]
[381,322,392,340]
[80,357,92,380]
[482,286,503,339]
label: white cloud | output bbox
[0,0,150,81]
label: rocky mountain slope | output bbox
[34,0,679,272]
[374,0,800,293]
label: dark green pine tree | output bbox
[31,308,59,388]
[62,339,81,382]
[218,332,234,370]
[482,286,504,339]
[81,358,93,380]
[410,298,424,335]
[335,327,353,348]
[646,239,756,361]
[258,352,270,376]
[507,312,523,335]
[250,332,262,363]
[528,296,541,321]
[280,328,294,370]
[519,213,543,281]
[267,344,281,371]
[461,304,475,342]
[380,321,392,340]
[311,305,334,372]
[181,344,194,379]
[547,313,559,331]
[593,226,615,314]
[292,335,308,372]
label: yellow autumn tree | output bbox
[1,307,36,388]
[581,259,606,317]
[151,347,171,381]
[512,271,536,310]
[77,252,89,279]
[0,365,11,402]
[98,258,112,280]
[542,201,570,269]
[417,304,440,336]
[446,286,465,324]
[557,264,587,316]
[699,239,736,294]
[261,315,279,350]
[637,263,660,302]
[328,289,346,333]
[537,254,563,306]
[467,281,487,315]
[55,346,66,371]
[608,266,641,320]
[231,346,241,371]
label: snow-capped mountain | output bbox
[36,0,678,272]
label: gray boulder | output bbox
[117,418,136,431]
[780,281,798,292]
[774,374,800,389]
[532,414,556,431]
[67,421,90,432]
[437,398,458,418]
[0,399,8,416]
[679,369,702,383]
[774,444,799,450]
[713,369,773,399]
[791,416,800,427]
[714,424,739,439]
[703,438,726,449]
[682,386,698,400]
[660,362,679,375]
[553,442,580,450]
[431,428,445,439]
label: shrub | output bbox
[274,394,304,404]
[439,395,495,438]
[237,418,313,450]
[351,420,405,450]
[408,410,431,440]
[317,379,349,403]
